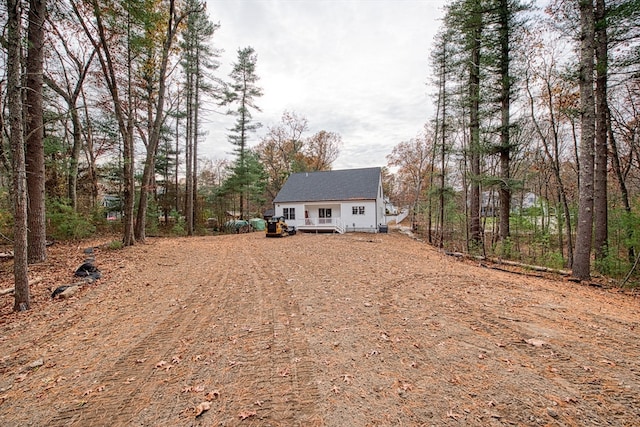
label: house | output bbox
[272,167,385,233]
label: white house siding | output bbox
[342,200,379,232]
[272,167,386,233]
[273,202,305,227]
[274,200,381,232]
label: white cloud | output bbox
[203,0,447,169]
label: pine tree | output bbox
[7,0,30,311]
[181,0,221,234]
[573,0,597,280]
[224,47,263,219]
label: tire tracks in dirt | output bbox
[48,240,234,426]
[198,239,321,426]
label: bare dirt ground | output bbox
[0,230,639,426]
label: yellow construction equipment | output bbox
[265,216,296,237]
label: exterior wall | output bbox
[342,200,378,232]
[273,202,305,227]
[274,200,379,232]
[376,174,385,226]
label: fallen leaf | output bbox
[238,410,257,420]
[194,401,211,417]
[525,338,547,347]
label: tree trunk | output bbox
[185,71,194,235]
[8,0,30,311]
[573,0,596,281]
[608,108,634,262]
[135,0,183,242]
[498,0,511,245]
[123,11,136,246]
[469,16,483,249]
[593,0,608,262]
[193,57,201,231]
[25,0,47,264]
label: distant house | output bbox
[273,167,385,233]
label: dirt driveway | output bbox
[0,231,639,426]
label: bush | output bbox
[170,209,186,236]
[47,200,96,240]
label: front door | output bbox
[319,208,332,224]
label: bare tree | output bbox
[45,4,96,210]
[304,130,341,171]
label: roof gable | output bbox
[274,167,381,203]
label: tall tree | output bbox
[524,40,576,267]
[134,0,192,242]
[430,28,455,248]
[255,111,309,200]
[496,0,513,243]
[7,0,30,310]
[303,130,341,171]
[468,0,484,248]
[25,0,47,263]
[593,0,608,262]
[73,0,136,245]
[181,0,220,234]
[573,0,597,280]
[224,46,263,219]
[45,2,96,211]
[386,134,434,230]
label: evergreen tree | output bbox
[224,47,263,219]
[573,0,597,280]
[25,0,47,263]
[7,0,30,310]
[180,0,221,234]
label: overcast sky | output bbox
[203,0,448,170]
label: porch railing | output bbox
[295,217,345,233]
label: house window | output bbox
[352,206,365,215]
[283,208,295,220]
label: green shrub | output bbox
[47,200,96,240]
[170,209,186,236]
[105,240,123,250]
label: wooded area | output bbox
[386,0,640,285]
[1,0,639,311]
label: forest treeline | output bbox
[1,0,640,311]
[385,0,640,286]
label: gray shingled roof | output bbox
[274,167,381,203]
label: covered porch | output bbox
[295,203,345,234]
